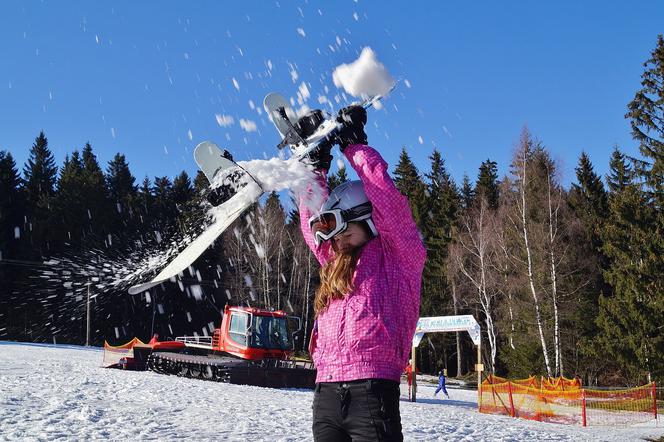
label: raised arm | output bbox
[297,171,335,266]
[344,144,426,269]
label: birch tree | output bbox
[544,159,563,376]
[508,128,553,377]
[451,197,499,372]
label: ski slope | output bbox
[0,342,661,441]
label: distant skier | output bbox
[404,359,420,401]
[300,105,426,441]
[434,370,450,399]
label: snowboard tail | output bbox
[194,141,261,206]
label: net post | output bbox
[581,388,587,427]
[508,381,515,418]
[477,339,482,410]
[652,381,658,421]
[411,345,417,403]
[537,376,544,422]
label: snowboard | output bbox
[128,142,262,295]
[262,85,396,160]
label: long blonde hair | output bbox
[314,248,360,316]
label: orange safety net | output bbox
[482,375,580,390]
[480,377,658,426]
[104,337,147,350]
[102,337,148,367]
[541,376,581,391]
[584,384,657,426]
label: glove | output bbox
[305,140,334,172]
[335,105,367,152]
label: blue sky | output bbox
[1,1,663,188]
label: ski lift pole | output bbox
[86,281,91,347]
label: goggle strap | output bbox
[340,202,372,222]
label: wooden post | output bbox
[581,389,587,427]
[652,381,658,420]
[411,346,417,402]
[508,381,515,418]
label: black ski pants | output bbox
[312,378,403,441]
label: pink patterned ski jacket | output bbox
[299,144,426,383]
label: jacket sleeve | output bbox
[298,171,335,266]
[344,144,426,269]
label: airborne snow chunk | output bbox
[332,47,395,99]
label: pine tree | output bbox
[476,159,499,209]
[460,174,475,209]
[327,172,340,191]
[392,147,426,226]
[106,154,137,202]
[192,170,209,195]
[327,167,349,190]
[287,195,301,227]
[191,169,212,209]
[80,143,110,234]
[606,147,633,194]
[23,132,57,207]
[0,151,23,256]
[421,149,459,315]
[22,132,58,254]
[56,152,86,244]
[264,192,285,222]
[137,176,154,228]
[569,152,608,248]
[172,171,199,229]
[106,153,138,231]
[562,152,610,377]
[336,167,349,184]
[625,34,664,203]
[172,171,194,208]
[0,151,24,339]
[423,149,458,249]
[570,152,608,216]
[597,183,661,381]
[152,176,175,230]
[597,35,664,382]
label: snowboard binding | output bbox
[264,84,396,161]
[275,107,307,149]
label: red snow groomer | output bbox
[147,305,316,389]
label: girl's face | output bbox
[332,222,370,254]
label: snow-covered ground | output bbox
[0,342,661,441]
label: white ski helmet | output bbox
[308,180,378,246]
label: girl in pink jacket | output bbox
[297,105,426,441]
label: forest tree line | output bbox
[1,36,662,386]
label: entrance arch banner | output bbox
[412,315,481,346]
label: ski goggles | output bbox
[308,202,373,246]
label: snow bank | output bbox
[1,342,661,441]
